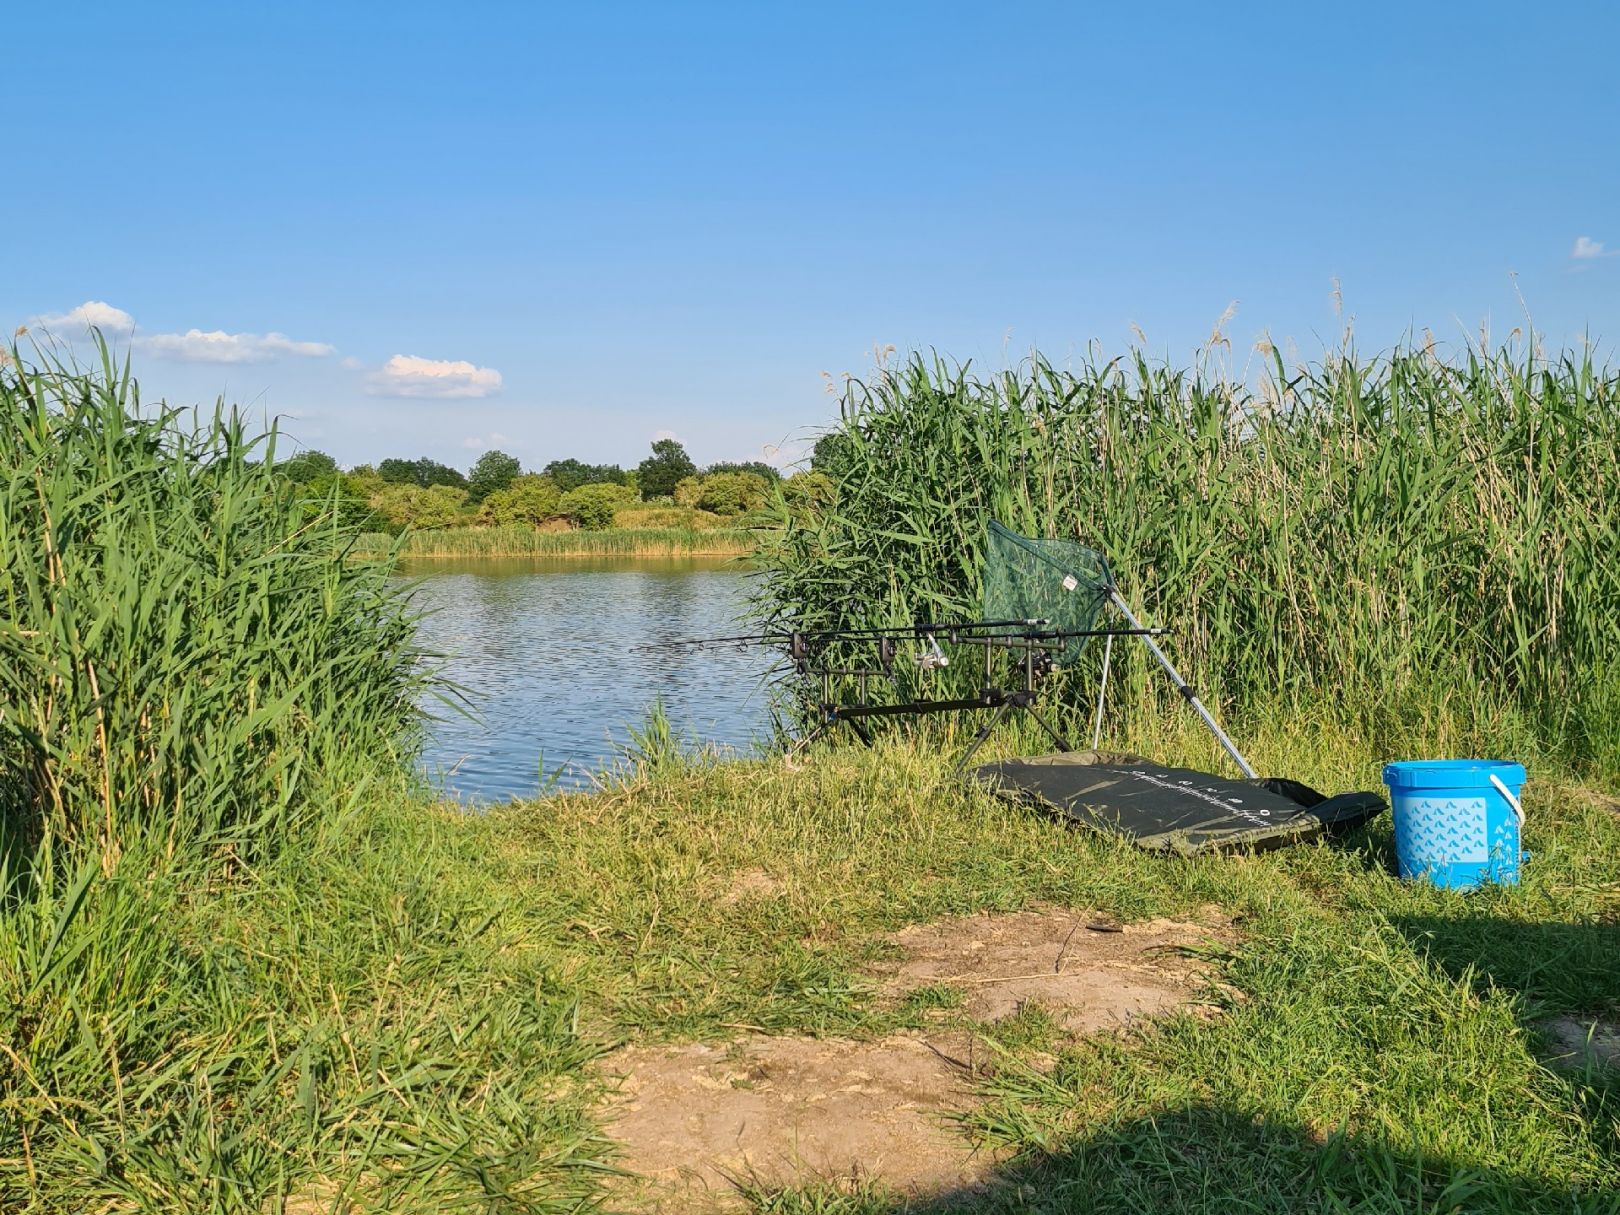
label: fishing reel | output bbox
[911,632,949,671]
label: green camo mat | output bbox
[973,750,1386,856]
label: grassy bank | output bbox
[353,525,756,559]
[8,724,1615,1211]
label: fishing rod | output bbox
[636,619,1168,653]
[622,518,1255,780]
[636,618,1047,651]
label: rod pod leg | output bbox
[952,700,1016,775]
[1021,703,1073,754]
[786,719,831,761]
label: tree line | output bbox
[275,437,832,532]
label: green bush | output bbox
[480,474,562,526]
[671,471,771,515]
[299,471,377,530]
[672,474,704,508]
[370,482,467,531]
[698,471,769,515]
[559,481,637,529]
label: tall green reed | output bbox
[0,347,518,1210]
[0,343,429,860]
[754,342,1620,772]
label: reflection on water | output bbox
[400,555,776,801]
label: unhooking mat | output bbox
[972,750,1386,856]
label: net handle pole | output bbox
[1105,587,1257,779]
[1090,631,1113,750]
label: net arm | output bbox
[1105,589,1257,778]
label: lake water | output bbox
[401,556,776,801]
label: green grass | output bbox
[352,525,756,558]
[4,713,1617,1209]
[433,726,1620,1213]
[0,789,612,1213]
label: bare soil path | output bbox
[601,907,1228,1211]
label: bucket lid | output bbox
[1382,759,1526,790]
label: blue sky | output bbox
[5,1,1617,471]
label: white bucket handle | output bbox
[1488,773,1525,827]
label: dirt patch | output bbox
[1542,1017,1620,1071]
[605,1032,991,1210]
[601,907,1227,1209]
[720,867,782,905]
[879,906,1225,1030]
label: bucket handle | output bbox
[1488,773,1526,827]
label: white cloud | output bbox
[1571,236,1616,260]
[339,355,365,370]
[20,301,339,364]
[651,428,683,443]
[136,329,335,363]
[30,300,136,334]
[367,354,503,399]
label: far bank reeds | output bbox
[355,525,756,559]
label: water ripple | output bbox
[400,556,775,801]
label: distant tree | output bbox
[467,449,521,503]
[480,475,562,527]
[694,471,770,516]
[672,475,705,508]
[559,482,637,530]
[371,484,467,531]
[298,472,375,530]
[542,458,630,493]
[377,457,418,485]
[343,463,385,498]
[637,439,697,501]
[378,457,467,489]
[810,432,854,478]
[279,449,338,485]
[418,459,467,489]
[705,460,780,483]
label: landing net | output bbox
[981,520,1113,667]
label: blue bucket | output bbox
[1381,759,1526,890]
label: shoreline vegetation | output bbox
[281,440,823,540]
[3,339,1618,1212]
[354,524,757,559]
